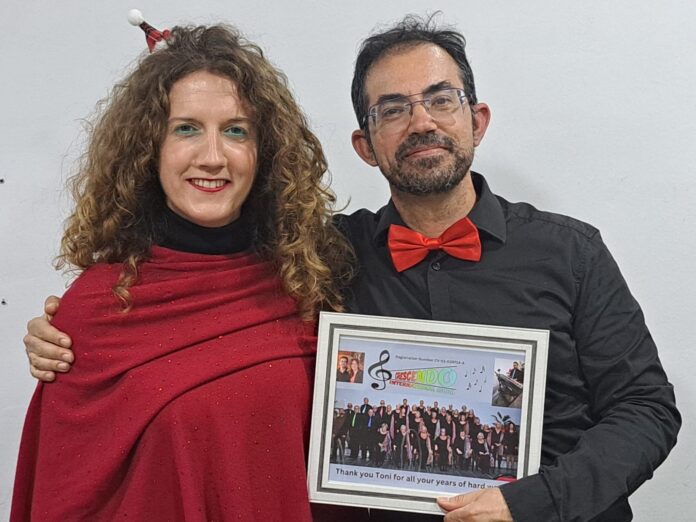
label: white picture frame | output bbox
[307,312,549,515]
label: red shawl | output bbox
[12,247,363,521]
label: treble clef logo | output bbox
[368,350,392,390]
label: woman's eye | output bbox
[173,124,198,136]
[224,126,249,139]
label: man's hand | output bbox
[24,295,73,382]
[437,488,513,522]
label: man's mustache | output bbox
[396,134,455,161]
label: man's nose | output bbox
[407,102,438,134]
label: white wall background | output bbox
[1,1,694,519]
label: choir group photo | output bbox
[331,397,519,481]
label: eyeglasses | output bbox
[367,87,468,134]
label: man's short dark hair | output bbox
[351,13,478,130]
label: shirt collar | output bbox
[156,205,254,255]
[373,172,507,244]
[468,172,507,243]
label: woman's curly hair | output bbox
[57,24,354,320]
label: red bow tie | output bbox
[388,217,481,272]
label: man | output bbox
[374,399,387,426]
[347,404,364,460]
[336,355,351,382]
[508,361,523,384]
[344,402,355,435]
[359,407,379,461]
[23,15,679,522]
[337,15,680,521]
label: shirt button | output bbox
[431,261,441,271]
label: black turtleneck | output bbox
[154,206,253,255]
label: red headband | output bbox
[127,9,170,53]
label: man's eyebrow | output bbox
[373,81,456,105]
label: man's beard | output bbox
[378,133,473,195]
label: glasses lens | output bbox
[378,101,408,123]
[428,90,459,113]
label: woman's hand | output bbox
[24,296,73,382]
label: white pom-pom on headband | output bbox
[127,9,170,53]
[127,9,145,26]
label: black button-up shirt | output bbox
[337,173,680,522]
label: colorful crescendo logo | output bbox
[393,368,457,388]
[367,349,458,394]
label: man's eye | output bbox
[430,95,454,108]
[224,126,249,139]
[380,105,407,119]
[173,124,198,135]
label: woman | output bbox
[413,424,433,471]
[470,416,483,440]
[466,409,477,435]
[349,357,363,383]
[392,424,413,469]
[491,421,506,469]
[332,409,349,463]
[11,24,355,522]
[374,422,392,466]
[504,422,519,471]
[472,431,491,475]
[411,407,424,432]
[395,404,409,433]
[457,411,469,436]
[425,409,440,439]
[452,430,472,471]
[433,428,451,472]
[442,412,457,439]
[383,403,395,439]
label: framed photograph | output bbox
[307,312,549,515]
